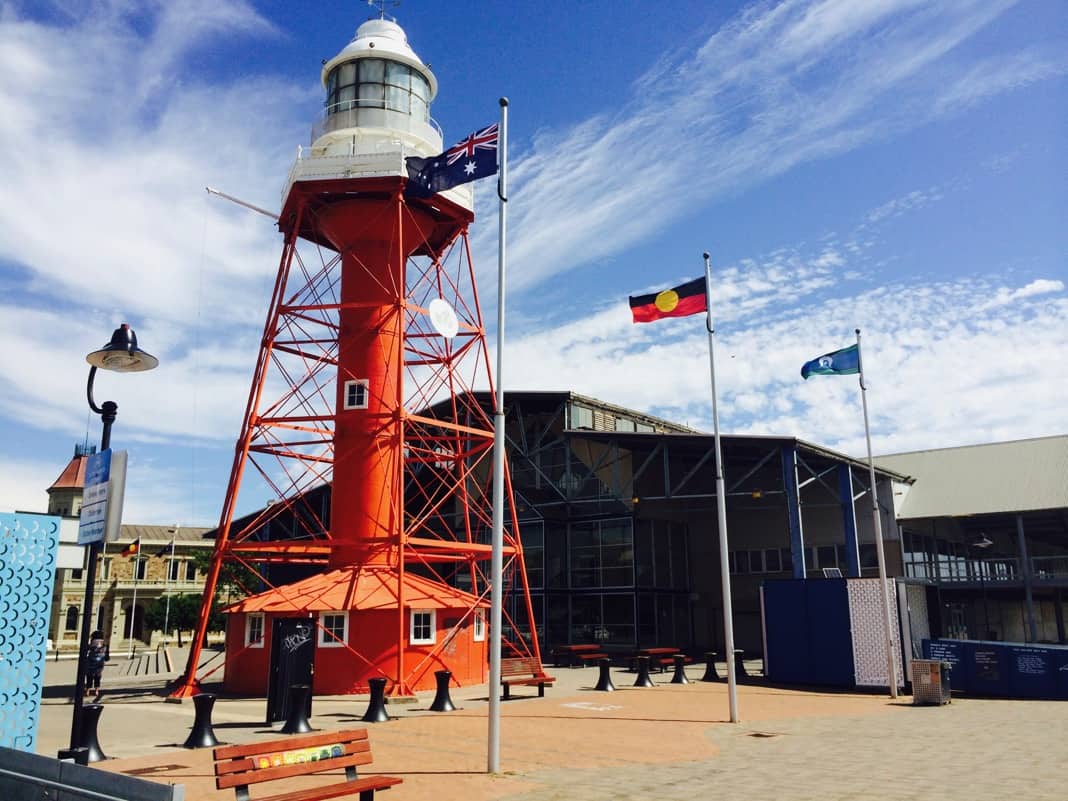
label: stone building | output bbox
[45,445,214,652]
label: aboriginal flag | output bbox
[629,277,707,323]
[120,537,140,558]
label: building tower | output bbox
[173,15,540,697]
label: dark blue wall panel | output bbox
[764,579,855,687]
[923,639,1068,700]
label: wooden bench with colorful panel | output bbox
[212,728,401,801]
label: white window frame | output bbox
[167,559,181,582]
[318,611,349,648]
[245,613,265,648]
[410,609,435,645]
[134,556,147,581]
[343,379,370,410]
[472,609,485,642]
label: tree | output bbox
[144,594,223,647]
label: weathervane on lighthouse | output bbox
[174,10,538,701]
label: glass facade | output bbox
[325,58,430,122]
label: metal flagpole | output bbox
[702,252,739,723]
[162,538,175,645]
[855,328,899,699]
[127,545,140,659]
[488,96,508,774]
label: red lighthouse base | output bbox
[222,567,489,695]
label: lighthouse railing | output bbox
[311,104,443,149]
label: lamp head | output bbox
[86,324,159,372]
[971,534,993,549]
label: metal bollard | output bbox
[633,655,655,688]
[670,654,689,685]
[76,703,107,763]
[57,747,89,765]
[183,692,221,748]
[701,652,720,682]
[593,657,616,691]
[429,670,456,712]
[280,684,313,734]
[734,649,750,679]
[362,677,389,723]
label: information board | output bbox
[77,449,127,545]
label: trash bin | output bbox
[911,659,952,705]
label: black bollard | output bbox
[429,670,456,712]
[701,652,720,682]
[57,747,89,765]
[670,654,689,685]
[280,684,313,734]
[734,649,750,679]
[183,693,221,748]
[633,655,655,688]
[362,677,389,723]
[593,657,616,691]
[76,703,107,763]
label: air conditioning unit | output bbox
[911,659,952,705]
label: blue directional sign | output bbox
[77,449,112,545]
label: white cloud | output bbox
[0,2,1063,524]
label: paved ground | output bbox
[34,650,1067,801]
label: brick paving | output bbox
[34,653,1066,801]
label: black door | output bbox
[266,617,315,724]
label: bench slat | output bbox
[214,729,370,761]
[254,775,403,801]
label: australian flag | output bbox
[405,123,499,198]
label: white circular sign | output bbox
[428,298,459,339]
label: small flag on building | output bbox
[800,344,860,379]
[629,277,708,323]
[154,540,175,558]
[120,537,140,558]
[405,122,499,198]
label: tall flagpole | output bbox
[855,328,899,699]
[488,96,508,774]
[127,547,140,659]
[162,537,175,645]
[703,252,739,723]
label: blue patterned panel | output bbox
[0,512,60,751]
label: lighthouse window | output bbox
[344,379,369,410]
[325,58,429,122]
[411,73,429,101]
[245,614,264,648]
[410,609,435,645]
[386,61,410,90]
[360,58,385,82]
[318,611,348,647]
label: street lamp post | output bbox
[68,324,158,752]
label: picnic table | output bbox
[551,644,607,668]
[633,647,687,673]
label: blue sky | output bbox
[1,0,1065,526]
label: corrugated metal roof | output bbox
[117,524,213,544]
[874,435,1068,519]
[224,566,487,613]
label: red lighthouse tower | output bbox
[174,15,540,698]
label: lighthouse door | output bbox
[265,616,316,724]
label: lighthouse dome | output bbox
[311,16,441,155]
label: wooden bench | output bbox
[213,728,401,801]
[500,656,556,699]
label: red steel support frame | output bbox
[173,177,540,698]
